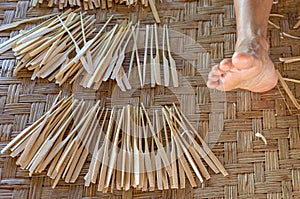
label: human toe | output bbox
[208,71,220,81]
[219,59,233,72]
[207,79,219,89]
[232,52,255,70]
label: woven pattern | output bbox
[0,0,300,198]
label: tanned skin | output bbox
[207,0,278,92]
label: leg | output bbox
[207,0,278,92]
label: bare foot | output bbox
[207,37,278,93]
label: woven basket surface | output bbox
[0,0,300,198]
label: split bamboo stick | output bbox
[29,0,161,23]
[2,98,229,192]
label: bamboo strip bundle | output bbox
[30,0,160,23]
[0,10,96,83]
[2,94,228,192]
[80,20,134,90]
[0,10,134,90]
[0,12,179,91]
[128,24,179,89]
[1,93,102,188]
[0,13,58,32]
[80,23,179,90]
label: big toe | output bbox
[232,52,255,70]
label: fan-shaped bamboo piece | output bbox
[0,10,178,91]
[2,94,228,192]
[0,10,134,90]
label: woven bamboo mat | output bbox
[0,0,300,198]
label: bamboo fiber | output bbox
[0,0,300,198]
[1,94,228,192]
[30,0,161,23]
[0,10,178,91]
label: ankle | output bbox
[235,36,269,52]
